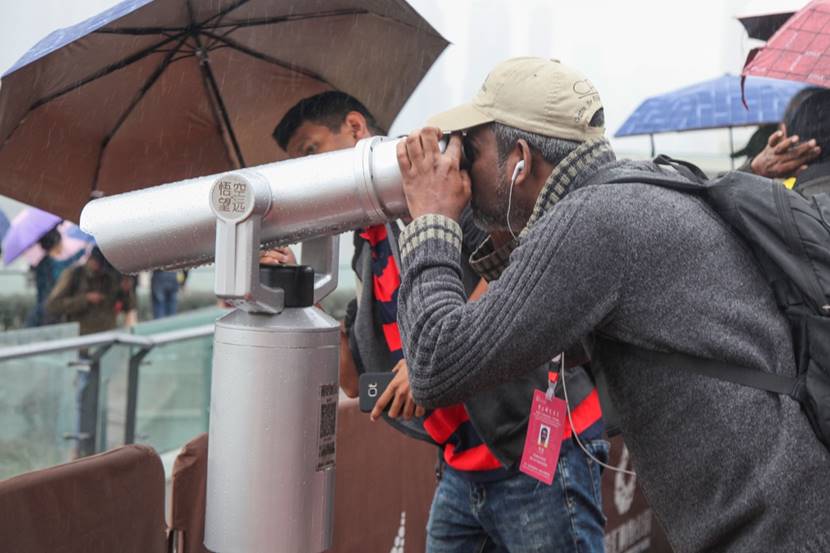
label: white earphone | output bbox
[511,160,525,183]
[506,159,526,240]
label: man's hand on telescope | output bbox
[397,127,471,222]
[371,359,425,422]
[259,247,297,266]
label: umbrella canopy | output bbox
[742,0,830,87]
[0,0,447,223]
[615,74,807,137]
[737,0,804,39]
[738,11,796,40]
[1,208,61,265]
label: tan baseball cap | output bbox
[427,57,604,142]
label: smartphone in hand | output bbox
[359,372,395,413]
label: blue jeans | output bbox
[427,439,609,553]
[151,271,179,318]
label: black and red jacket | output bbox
[346,210,602,479]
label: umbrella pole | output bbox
[729,127,735,170]
[187,0,247,169]
[197,57,247,168]
[650,134,655,158]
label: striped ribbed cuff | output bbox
[400,214,462,260]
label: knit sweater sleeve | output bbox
[397,188,626,408]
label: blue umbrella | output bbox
[615,74,807,164]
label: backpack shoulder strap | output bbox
[590,159,708,194]
[615,341,802,399]
[652,154,709,182]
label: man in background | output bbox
[265,90,607,553]
[46,246,133,335]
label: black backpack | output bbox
[600,155,830,448]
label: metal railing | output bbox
[0,324,214,457]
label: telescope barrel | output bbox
[80,137,406,273]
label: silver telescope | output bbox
[80,136,407,273]
[80,136,412,553]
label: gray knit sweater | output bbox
[397,138,830,553]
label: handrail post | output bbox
[67,344,112,457]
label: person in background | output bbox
[121,274,139,327]
[266,91,607,553]
[46,246,134,335]
[151,269,182,318]
[776,87,830,198]
[745,87,822,182]
[25,227,86,327]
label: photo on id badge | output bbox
[538,424,551,448]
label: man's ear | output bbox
[514,138,532,188]
[343,111,370,140]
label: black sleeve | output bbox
[351,230,365,274]
[343,297,358,332]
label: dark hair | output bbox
[273,91,383,150]
[38,227,61,252]
[493,108,604,168]
[784,87,830,163]
[89,246,115,272]
[782,87,823,126]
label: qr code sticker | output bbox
[320,402,336,440]
[316,383,337,471]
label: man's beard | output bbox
[471,170,530,234]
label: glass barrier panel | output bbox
[100,344,131,452]
[129,307,224,453]
[0,324,80,479]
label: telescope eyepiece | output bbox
[439,132,476,172]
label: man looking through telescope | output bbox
[394,57,830,552]
[264,91,607,553]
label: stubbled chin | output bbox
[471,205,507,233]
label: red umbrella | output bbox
[742,0,830,88]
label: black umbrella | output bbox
[0,0,447,222]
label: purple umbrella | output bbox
[21,221,95,268]
[1,208,61,265]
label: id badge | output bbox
[519,389,567,485]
